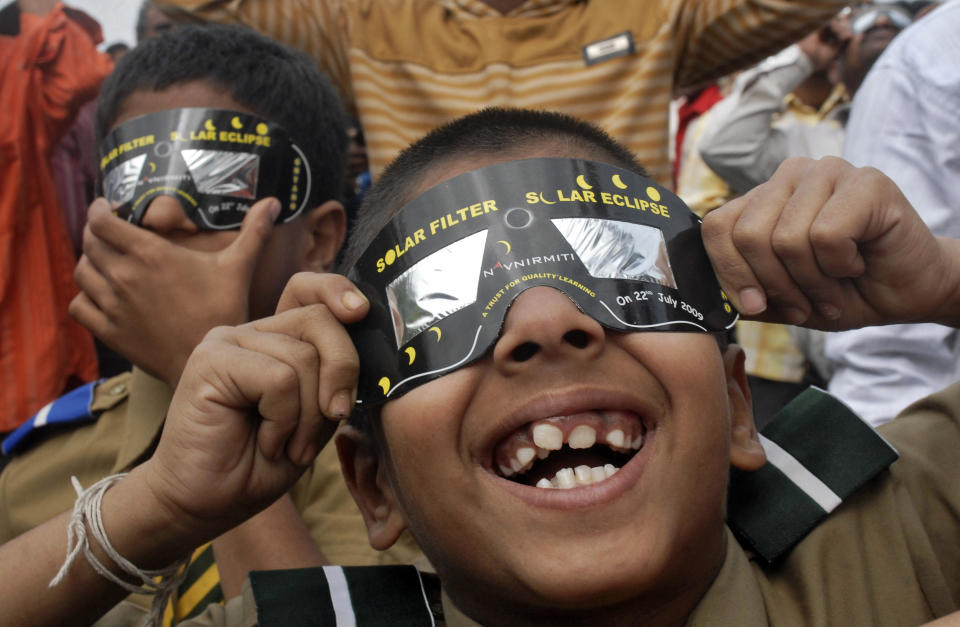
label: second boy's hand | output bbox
[70,196,284,387]
[703,156,960,331]
[138,271,369,538]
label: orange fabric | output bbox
[0,5,110,430]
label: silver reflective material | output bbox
[552,218,676,288]
[103,154,146,204]
[181,149,259,199]
[386,230,488,347]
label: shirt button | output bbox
[108,383,127,396]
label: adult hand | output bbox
[70,197,279,387]
[798,16,849,71]
[138,273,369,539]
[702,156,960,331]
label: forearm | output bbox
[213,494,327,598]
[699,46,813,193]
[0,467,207,626]
[17,0,57,15]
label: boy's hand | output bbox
[140,274,369,537]
[702,157,960,330]
[70,197,279,387]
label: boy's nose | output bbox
[492,286,605,373]
[138,194,200,235]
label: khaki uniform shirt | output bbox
[161,0,847,187]
[170,381,960,626]
[0,369,422,621]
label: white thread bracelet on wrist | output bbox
[49,474,192,626]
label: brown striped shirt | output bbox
[165,0,846,187]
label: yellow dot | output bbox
[294,158,301,166]
[724,303,732,313]
[385,249,396,265]
[289,202,296,210]
[646,186,661,202]
[291,185,297,192]
[721,290,728,300]
[256,122,268,135]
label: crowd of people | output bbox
[0,1,957,625]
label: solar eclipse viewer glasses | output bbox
[348,157,739,407]
[99,107,312,230]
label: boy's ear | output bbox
[723,344,766,472]
[298,200,346,272]
[335,425,408,550]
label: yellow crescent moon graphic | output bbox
[405,347,416,365]
[497,240,512,255]
[204,119,216,132]
[147,162,156,173]
[378,377,391,395]
[231,116,243,130]
[428,326,442,341]
[538,192,557,205]
[611,174,628,190]
[575,174,593,190]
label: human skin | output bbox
[334,150,765,626]
[69,80,345,387]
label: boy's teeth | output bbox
[568,425,596,449]
[555,467,577,489]
[532,423,563,450]
[516,447,536,466]
[606,429,625,448]
[574,465,592,485]
[631,433,644,449]
[537,464,621,489]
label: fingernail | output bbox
[328,389,353,419]
[783,307,808,325]
[738,288,767,315]
[267,198,282,221]
[818,302,842,320]
[342,290,367,311]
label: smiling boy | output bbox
[1,109,958,626]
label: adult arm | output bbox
[702,156,960,331]
[698,21,845,196]
[670,0,846,89]
[0,274,369,625]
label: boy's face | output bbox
[347,151,762,622]
[110,80,341,319]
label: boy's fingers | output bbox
[68,291,111,339]
[768,160,848,321]
[275,272,369,322]
[702,196,768,316]
[86,197,154,254]
[73,254,116,309]
[249,303,361,423]
[732,163,816,324]
[227,197,281,270]
[231,327,326,466]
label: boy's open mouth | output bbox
[492,410,646,489]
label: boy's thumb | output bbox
[231,197,282,266]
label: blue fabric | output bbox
[1,380,104,455]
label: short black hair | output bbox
[339,107,645,274]
[95,23,348,207]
